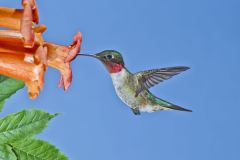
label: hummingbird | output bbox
[78,50,192,115]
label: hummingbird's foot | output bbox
[131,108,141,115]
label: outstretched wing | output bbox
[135,66,190,97]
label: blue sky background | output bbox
[1,0,240,160]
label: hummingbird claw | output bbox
[131,108,141,115]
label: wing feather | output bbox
[135,66,190,97]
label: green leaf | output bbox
[0,144,17,160]
[0,109,57,143]
[0,75,25,112]
[10,138,68,160]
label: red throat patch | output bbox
[106,62,123,73]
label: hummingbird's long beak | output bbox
[77,53,98,58]
[77,53,102,60]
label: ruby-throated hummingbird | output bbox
[78,50,192,115]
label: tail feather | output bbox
[162,103,192,112]
[147,92,192,112]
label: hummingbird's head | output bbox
[78,50,125,73]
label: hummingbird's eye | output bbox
[106,54,114,60]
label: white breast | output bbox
[110,69,136,108]
[110,69,128,88]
